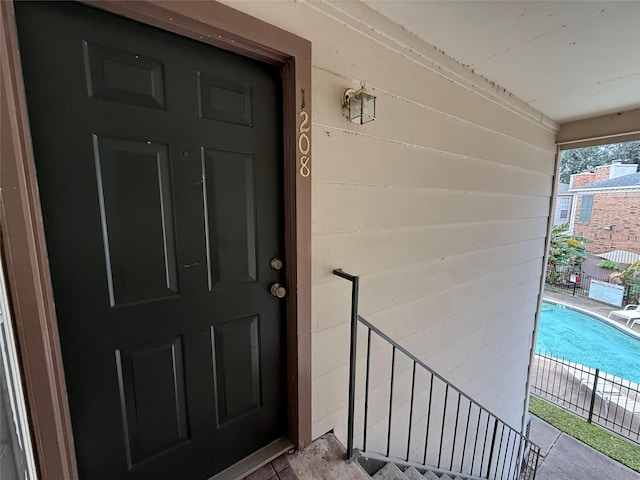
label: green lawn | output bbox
[529,396,640,473]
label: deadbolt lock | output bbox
[270,257,284,270]
[270,283,287,298]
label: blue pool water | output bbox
[535,302,640,384]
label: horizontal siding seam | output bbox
[310,180,553,199]
[315,247,546,291]
[312,122,555,176]
[359,272,543,321]
[310,217,549,238]
[360,263,543,312]
[312,362,348,386]
[311,407,345,430]
[359,235,547,274]
[317,265,543,328]
[311,215,551,236]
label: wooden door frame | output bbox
[0,2,311,479]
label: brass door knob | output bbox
[270,283,287,298]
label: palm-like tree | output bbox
[547,223,590,284]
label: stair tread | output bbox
[403,467,424,480]
[422,472,440,480]
[373,462,408,480]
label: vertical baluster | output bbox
[506,432,516,480]
[363,329,372,452]
[533,355,539,394]
[460,400,472,474]
[479,414,491,476]
[449,393,461,471]
[470,408,482,477]
[423,374,434,465]
[550,357,559,402]
[568,359,576,410]
[437,384,449,468]
[587,368,600,423]
[616,375,627,428]
[492,423,505,479]
[386,346,396,457]
[513,437,524,480]
[486,418,500,479]
[544,355,552,400]
[580,363,589,414]
[500,429,512,480]
[531,445,540,480]
[406,361,416,461]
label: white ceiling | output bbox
[364,1,640,123]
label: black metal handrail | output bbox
[335,269,541,480]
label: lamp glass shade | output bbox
[349,87,376,124]
[349,94,362,123]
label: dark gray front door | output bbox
[15,2,286,479]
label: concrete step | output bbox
[403,467,424,480]
[414,469,465,480]
[372,462,409,480]
[371,464,468,480]
[422,471,440,480]
[431,474,464,480]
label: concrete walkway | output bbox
[530,415,640,480]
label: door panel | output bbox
[94,136,179,306]
[84,41,167,109]
[115,336,189,467]
[203,149,258,288]
[198,73,252,125]
[212,315,262,425]
[15,2,286,479]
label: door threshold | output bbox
[208,437,293,480]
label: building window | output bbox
[579,195,593,224]
[558,197,570,220]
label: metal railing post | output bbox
[334,269,359,460]
[587,368,600,423]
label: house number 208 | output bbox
[298,111,310,178]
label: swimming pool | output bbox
[535,302,640,384]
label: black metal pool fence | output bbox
[530,351,640,443]
[544,268,638,307]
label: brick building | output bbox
[568,163,640,254]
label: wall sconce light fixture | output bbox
[603,225,614,231]
[343,81,376,125]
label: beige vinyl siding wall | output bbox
[220,0,558,448]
